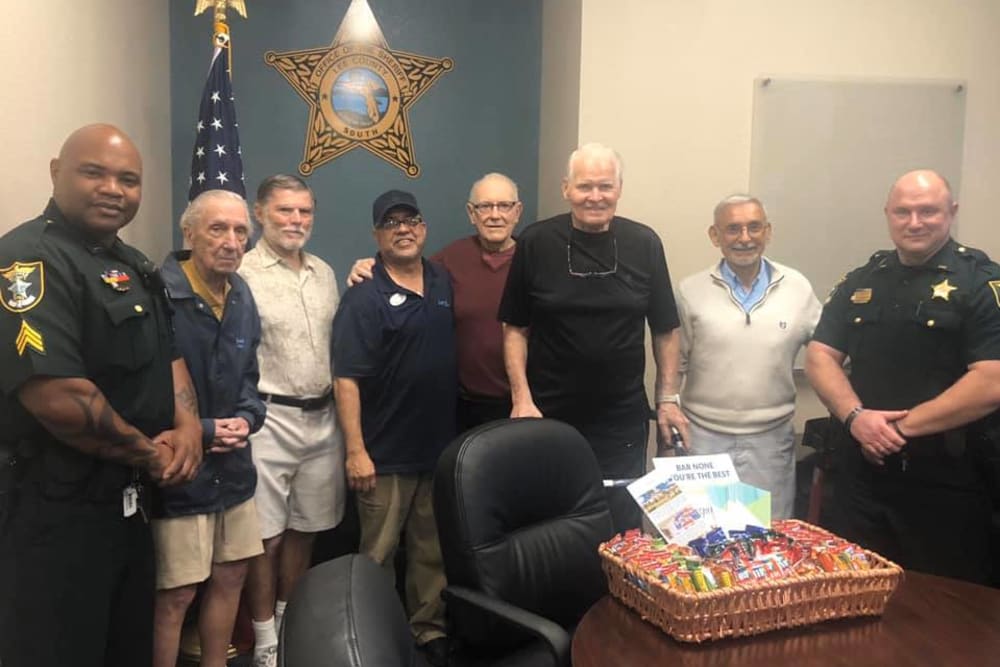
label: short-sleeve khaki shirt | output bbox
[238,239,339,398]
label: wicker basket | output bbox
[599,520,904,643]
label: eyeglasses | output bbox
[720,222,767,238]
[469,201,518,214]
[376,214,424,230]
[567,237,618,278]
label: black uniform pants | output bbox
[0,485,154,667]
[830,442,994,585]
[576,420,649,534]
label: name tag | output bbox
[123,484,138,518]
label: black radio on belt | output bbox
[259,388,334,411]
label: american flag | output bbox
[188,42,245,200]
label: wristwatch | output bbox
[656,393,681,406]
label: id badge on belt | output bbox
[123,484,138,517]
[123,480,148,521]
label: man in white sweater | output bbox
[672,194,821,519]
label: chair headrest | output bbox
[280,554,423,667]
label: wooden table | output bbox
[572,572,1000,666]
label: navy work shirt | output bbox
[332,256,457,474]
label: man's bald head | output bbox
[50,124,143,243]
[884,169,958,266]
[887,169,954,207]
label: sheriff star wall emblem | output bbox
[265,0,453,178]
[2,261,45,313]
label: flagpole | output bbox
[195,0,248,73]
[188,0,248,201]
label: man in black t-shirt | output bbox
[499,143,682,531]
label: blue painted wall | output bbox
[170,0,542,280]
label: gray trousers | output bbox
[686,419,797,520]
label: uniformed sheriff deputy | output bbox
[806,169,1000,584]
[0,124,203,667]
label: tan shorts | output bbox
[251,402,346,539]
[152,497,264,590]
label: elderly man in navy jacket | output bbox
[152,190,266,667]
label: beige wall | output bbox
[541,0,1000,431]
[538,0,583,217]
[0,1,172,260]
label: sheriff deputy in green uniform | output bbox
[0,124,203,667]
[806,169,1000,584]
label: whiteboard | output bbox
[749,77,966,303]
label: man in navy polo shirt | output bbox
[332,190,455,667]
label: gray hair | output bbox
[468,172,520,202]
[566,143,623,184]
[713,193,768,225]
[179,189,249,233]
[255,173,315,207]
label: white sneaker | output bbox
[253,643,278,667]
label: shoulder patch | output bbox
[1,261,45,313]
[989,280,1000,309]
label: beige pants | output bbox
[356,473,446,644]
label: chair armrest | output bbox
[443,585,571,667]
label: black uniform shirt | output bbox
[0,200,176,499]
[814,238,1000,410]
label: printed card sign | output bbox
[645,453,771,536]
[652,454,739,483]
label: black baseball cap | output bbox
[372,190,421,227]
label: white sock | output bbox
[274,599,287,635]
[253,616,278,652]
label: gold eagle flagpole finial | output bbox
[194,0,248,23]
[194,1,247,72]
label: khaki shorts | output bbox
[152,497,264,590]
[251,402,346,539]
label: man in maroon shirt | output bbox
[347,173,522,431]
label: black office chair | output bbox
[279,553,429,667]
[433,418,615,667]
